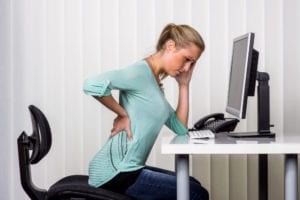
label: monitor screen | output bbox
[226,33,258,119]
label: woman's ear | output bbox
[165,39,176,51]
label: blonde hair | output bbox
[156,23,205,52]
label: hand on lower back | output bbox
[110,115,133,140]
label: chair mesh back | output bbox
[28,105,52,164]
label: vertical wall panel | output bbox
[173,0,191,23]
[100,0,119,69]
[155,0,173,37]
[64,0,84,175]
[283,0,300,133]
[247,155,259,200]
[0,0,13,199]
[45,0,65,187]
[229,156,247,200]
[192,155,211,195]
[209,0,228,112]
[211,155,229,200]
[119,0,137,65]
[136,0,155,58]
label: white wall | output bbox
[1,0,299,199]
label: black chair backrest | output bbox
[28,105,52,164]
[17,105,52,200]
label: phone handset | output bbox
[193,113,225,130]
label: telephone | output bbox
[191,113,239,133]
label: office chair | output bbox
[17,105,135,200]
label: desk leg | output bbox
[285,154,298,200]
[259,154,268,200]
[175,154,189,200]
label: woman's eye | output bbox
[185,57,191,61]
[183,56,196,68]
[185,57,195,66]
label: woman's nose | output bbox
[183,64,191,72]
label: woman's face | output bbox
[162,41,202,77]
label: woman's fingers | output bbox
[110,115,133,140]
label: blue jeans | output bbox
[125,166,209,200]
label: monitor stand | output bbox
[227,71,275,138]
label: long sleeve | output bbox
[83,63,146,97]
[165,107,188,136]
[83,78,111,97]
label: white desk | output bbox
[161,133,300,200]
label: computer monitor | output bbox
[226,32,258,119]
[225,32,274,137]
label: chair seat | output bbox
[47,175,135,200]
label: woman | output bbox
[83,23,209,200]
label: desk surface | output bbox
[161,133,300,155]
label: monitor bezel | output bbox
[225,32,255,119]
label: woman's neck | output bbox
[149,53,164,75]
[146,52,164,86]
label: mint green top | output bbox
[83,60,188,187]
